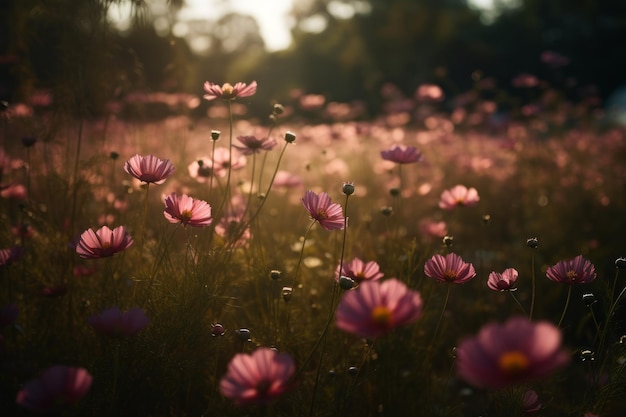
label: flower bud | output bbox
[527,237,538,249]
[380,206,393,216]
[109,151,119,160]
[211,323,225,336]
[443,235,454,247]
[389,187,400,197]
[338,276,355,290]
[342,182,355,196]
[582,293,597,307]
[282,286,293,302]
[235,328,251,341]
[273,103,284,115]
[211,130,221,141]
[615,257,626,269]
[481,214,491,224]
[284,131,296,143]
[269,270,282,280]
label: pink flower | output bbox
[273,170,303,189]
[220,347,295,406]
[233,135,277,155]
[335,278,423,339]
[215,215,251,248]
[335,257,384,284]
[16,365,93,412]
[522,390,542,414]
[419,220,448,239]
[189,149,247,180]
[0,183,27,200]
[438,185,480,210]
[203,81,257,101]
[380,145,424,164]
[488,268,519,291]
[75,225,133,259]
[0,246,24,266]
[546,255,596,285]
[88,306,149,337]
[415,84,445,102]
[456,317,570,389]
[424,253,476,284]
[301,190,345,231]
[163,193,213,227]
[124,154,175,185]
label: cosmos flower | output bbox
[273,170,303,189]
[16,365,93,412]
[192,148,247,180]
[335,257,384,285]
[456,317,570,389]
[335,278,423,339]
[232,135,277,155]
[215,215,251,248]
[163,193,213,227]
[220,347,295,406]
[546,255,597,285]
[75,225,133,259]
[424,253,476,284]
[488,268,519,291]
[380,145,424,164]
[88,306,149,337]
[438,185,480,210]
[124,154,175,185]
[301,190,345,231]
[0,246,24,267]
[203,81,257,101]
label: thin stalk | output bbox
[529,252,536,320]
[557,286,573,328]
[429,284,451,351]
[509,291,527,315]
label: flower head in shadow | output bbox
[76,225,133,259]
[301,190,345,231]
[380,145,424,164]
[220,347,295,406]
[88,306,149,337]
[546,255,596,285]
[233,135,277,155]
[488,268,519,291]
[203,81,257,101]
[124,154,175,185]
[456,317,570,389]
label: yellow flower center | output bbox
[444,269,457,281]
[371,306,392,328]
[566,270,578,280]
[498,351,530,375]
[221,83,234,97]
[316,209,328,219]
[181,210,193,222]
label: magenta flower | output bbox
[75,225,133,259]
[546,255,597,285]
[438,185,480,210]
[0,245,24,267]
[88,306,149,337]
[220,347,295,406]
[380,145,424,164]
[424,253,476,284]
[456,317,570,389]
[335,278,423,339]
[203,81,257,101]
[164,193,213,227]
[488,268,519,291]
[233,135,277,155]
[124,154,175,185]
[16,365,93,412]
[335,257,384,285]
[301,190,345,231]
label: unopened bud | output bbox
[282,286,293,302]
[443,235,454,247]
[211,323,225,336]
[211,130,221,141]
[380,206,393,216]
[269,270,282,280]
[273,103,284,115]
[338,276,355,290]
[284,131,296,143]
[235,328,251,341]
[526,237,538,249]
[342,182,355,196]
[615,257,626,269]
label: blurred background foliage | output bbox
[1,0,626,118]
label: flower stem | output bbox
[429,284,451,352]
[509,291,527,315]
[529,252,536,320]
[557,285,572,328]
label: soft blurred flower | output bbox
[512,73,540,88]
[0,183,27,200]
[546,255,597,285]
[163,193,212,227]
[419,220,448,239]
[335,257,384,285]
[73,264,97,277]
[273,170,303,189]
[335,278,423,339]
[75,225,133,259]
[16,365,93,412]
[456,317,570,389]
[438,185,480,210]
[301,190,345,231]
[40,285,68,298]
[415,84,445,102]
[203,81,257,101]
[220,347,295,406]
[0,246,24,267]
[488,268,519,291]
[541,51,570,68]
[124,154,175,185]
[380,145,424,164]
[209,148,247,178]
[215,216,251,248]
[0,303,18,328]
[522,390,542,414]
[232,135,277,155]
[424,253,476,284]
[88,306,149,337]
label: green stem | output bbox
[529,252,536,320]
[429,284,451,351]
[557,285,572,328]
[509,291,527,316]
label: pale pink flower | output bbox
[336,278,423,339]
[301,190,345,231]
[203,81,257,101]
[88,306,149,337]
[335,257,384,284]
[215,215,251,248]
[419,220,448,239]
[424,253,476,284]
[75,225,133,259]
[273,171,303,189]
[0,183,27,200]
[488,268,519,291]
[415,84,445,102]
[233,135,277,155]
[220,347,295,406]
[512,73,539,88]
[16,366,93,412]
[438,185,480,210]
[546,255,596,285]
[380,145,424,164]
[456,317,570,389]
[124,154,175,185]
[163,193,212,227]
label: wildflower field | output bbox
[1,76,626,417]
